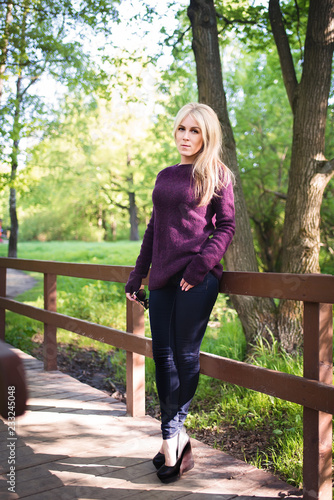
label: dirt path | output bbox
[5,268,38,298]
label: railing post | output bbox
[44,273,57,371]
[126,299,145,417]
[303,302,333,500]
[0,267,6,341]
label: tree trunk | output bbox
[7,2,32,258]
[129,191,139,241]
[269,0,334,350]
[110,219,117,241]
[188,0,277,344]
[8,74,22,258]
[8,186,18,257]
[126,155,139,241]
[0,0,13,106]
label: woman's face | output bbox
[175,114,203,164]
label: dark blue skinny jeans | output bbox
[149,271,219,440]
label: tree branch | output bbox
[0,0,13,106]
[108,176,124,191]
[216,13,258,27]
[294,0,303,61]
[20,75,39,98]
[163,26,191,50]
[113,201,128,211]
[269,0,298,112]
[317,158,334,176]
[263,187,287,200]
[101,184,129,212]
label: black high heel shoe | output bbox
[157,437,194,483]
[152,451,165,469]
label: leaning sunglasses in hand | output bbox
[133,289,149,310]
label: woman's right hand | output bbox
[126,292,137,302]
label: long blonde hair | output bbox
[173,102,234,206]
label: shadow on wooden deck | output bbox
[0,347,302,499]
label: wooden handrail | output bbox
[0,340,27,419]
[0,257,333,301]
[0,257,333,500]
[0,296,333,414]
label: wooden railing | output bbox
[0,257,333,500]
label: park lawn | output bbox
[0,240,313,487]
[0,240,144,350]
[0,240,142,264]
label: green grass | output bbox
[0,240,142,264]
[1,240,326,488]
[188,334,305,487]
[1,240,142,382]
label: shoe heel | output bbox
[180,442,194,474]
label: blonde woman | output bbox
[125,102,235,483]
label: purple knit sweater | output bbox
[125,163,235,293]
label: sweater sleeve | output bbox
[182,181,235,286]
[125,209,154,294]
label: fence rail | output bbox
[0,257,333,499]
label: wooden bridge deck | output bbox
[0,347,301,499]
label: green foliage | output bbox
[58,279,127,331]
[0,0,122,257]
[4,314,39,353]
[201,294,246,361]
[215,0,270,50]
[215,0,309,68]
[189,334,305,487]
[1,0,331,274]
[322,103,334,268]
[14,94,161,242]
[0,0,120,140]
[225,47,291,272]
[1,241,143,377]
[0,239,142,263]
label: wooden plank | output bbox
[0,341,27,418]
[0,347,300,500]
[43,273,57,371]
[1,259,334,499]
[0,297,153,357]
[220,271,334,303]
[0,258,149,285]
[126,299,146,417]
[199,351,334,415]
[303,303,333,500]
[1,258,333,302]
[0,267,5,341]
[1,297,334,414]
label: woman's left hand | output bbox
[180,278,194,291]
